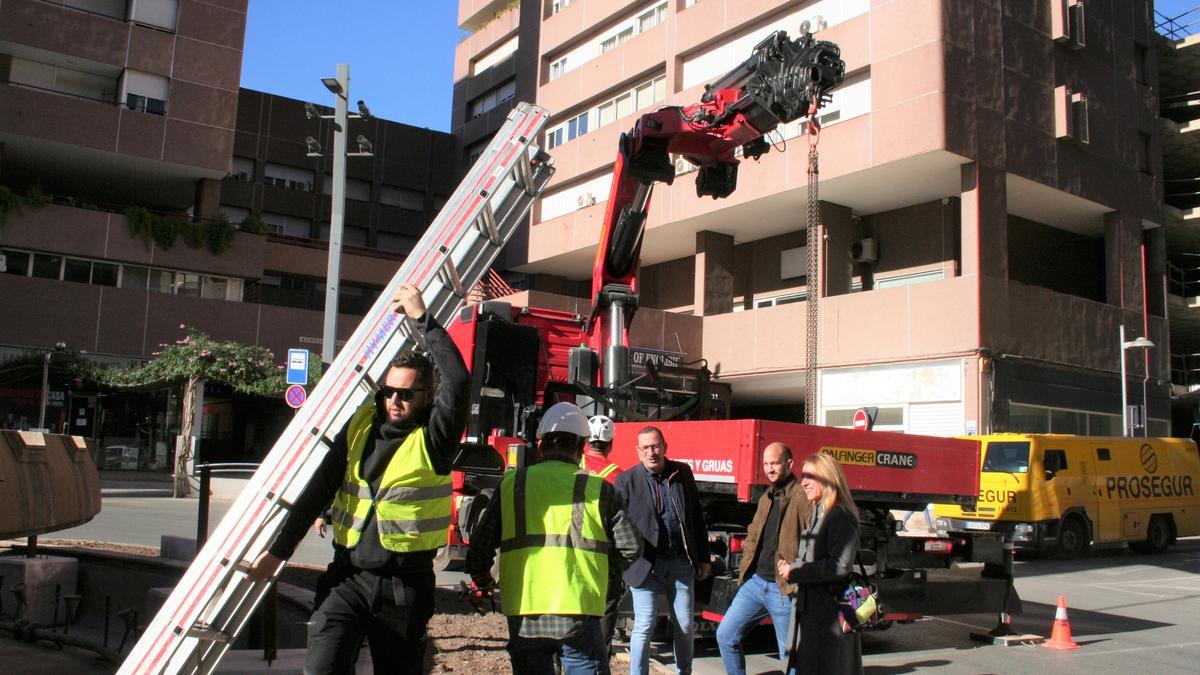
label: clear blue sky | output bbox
[239,2,465,132]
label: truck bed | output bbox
[607,419,981,506]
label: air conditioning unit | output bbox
[576,192,597,208]
[850,238,878,264]
[1054,85,1089,144]
[1052,0,1086,49]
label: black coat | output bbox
[614,460,711,587]
[786,503,863,675]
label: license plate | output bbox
[964,521,992,530]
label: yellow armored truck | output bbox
[933,434,1199,556]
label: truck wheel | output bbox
[1131,516,1172,555]
[1055,517,1089,558]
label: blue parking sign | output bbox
[287,349,309,385]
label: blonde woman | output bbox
[775,452,863,675]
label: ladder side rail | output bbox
[120,103,551,674]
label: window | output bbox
[1097,448,1111,461]
[2,250,30,276]
[126,93,166,115]
[981,442,1030,473]
[380,186,425,210]
[67,258,99,285]
[92,262,118,286]
[597,101,616,127]
[121,265,149,290]
[149,269,174,294]
[130,0,179,31]
[550,57,568,81]
[175,272,200,297]
[472,35,519,76]
[122,69,169,115]
[1043,449,1068,474]
[32,254,62,279]
[231,157,255,181]
[754,291,807,308]
[638,3,667,33]
[615,92,633,118]
[552,0,573,14]
[601,27,635,54]
[468,80,516,119]
[545,111,590,149]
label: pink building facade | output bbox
[457,0,1169,437]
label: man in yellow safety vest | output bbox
[466,402,642,673]
[249,282,469,674]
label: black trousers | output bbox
[601,571,625,650]
[305,565,435,674]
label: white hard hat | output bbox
[588,415,615,443]
[536,402,591,439]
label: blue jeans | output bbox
[508,616,609,674]
[629,555,695,675]
[715,574,793,675]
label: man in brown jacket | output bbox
[715,442,810,675]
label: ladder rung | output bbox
[477,203,502,247]
[399,317,428,352]
[514,152,534,194]
[439,258,467,298]
[186,624,230,644]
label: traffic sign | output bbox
[287,349,309,385]
[852,407,876,431]
[285,384,307,409]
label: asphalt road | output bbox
[691,538,1200,674]
[34,487,1200,674]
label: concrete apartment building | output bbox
[0,0,455,462]
[455,0,1176,436]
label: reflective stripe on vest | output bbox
[330,402,452,552]
[498,461,609,617]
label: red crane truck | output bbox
[442,25,1019,630]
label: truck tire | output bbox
[1055,516,1089,558]
[1130,516,1172,554]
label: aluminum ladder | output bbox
[118,102,554,674]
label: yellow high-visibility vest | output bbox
[331,403,452,552]
[499,460,609,616]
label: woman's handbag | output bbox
[837,558,882,633]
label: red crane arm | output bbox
[585,28,846,391]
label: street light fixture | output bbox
[38,341,67,431]
[321,77,343,95]
[311,64,374,364]
[1119,325,1155,437]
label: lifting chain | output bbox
[804,97,823,425]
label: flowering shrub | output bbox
[0,326,322,397]
[103,325,322,396]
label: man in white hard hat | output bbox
[581,414,626,654]
[583,415,623,485]
[466,402,642,673]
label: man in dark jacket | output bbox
[248,282,469,674]
[715,442,809,674]
[614,426,711,675]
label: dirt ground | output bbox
[30,540,637,673]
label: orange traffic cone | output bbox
[1043,595,1080,650]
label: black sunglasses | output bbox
[378,386,427,402]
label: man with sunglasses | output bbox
[249,281,469,674]
[465,402,642,673]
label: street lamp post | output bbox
[312,64,373,365]
[38,341,67,431]
[1119,325,1155,437]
